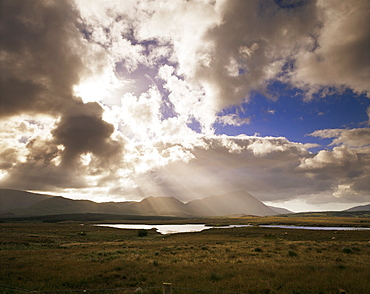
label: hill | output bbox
[0,189,52,212]
[268,206,293,214]
[186,190,277,217]
[130,196,195,217]
[9,196,135,216]
[345,204,370,212]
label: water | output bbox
[97,224,213,235]
[96,224,370,234]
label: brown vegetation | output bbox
[1,217,370,294]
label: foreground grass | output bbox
[0,217,370,294]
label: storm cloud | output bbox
[0,0,121,190]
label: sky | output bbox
[0,0,369,212]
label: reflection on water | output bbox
[97,224,213,234]
[96,224,370,234]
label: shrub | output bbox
[210,272,222,282]
[137,230,148,237]
[288,250,298,257]
[342,247,353,254]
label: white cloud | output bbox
[119,87,163,140]
[298,146,358,170]
[310,128,370,147]
[217,114,251,127]
[158,65,215,131]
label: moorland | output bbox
[1,215,370,294]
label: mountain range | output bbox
[0,189,288,217]
[1,189,367,219]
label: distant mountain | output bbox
[0,189,52,212]
[130,197,195,217]
[268,206,293,214]
[10,196,134,216]
[0,189,282,218]
[186,190,277,217]
[345,204,370,212]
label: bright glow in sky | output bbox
[1,0,369,212]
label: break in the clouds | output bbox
[0,0,369,211]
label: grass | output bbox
[0,217,370,294]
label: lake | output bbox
[96,224,213,234]
[96,223,370,234]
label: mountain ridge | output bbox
[345,204,370,212]
[0,189,285,217]
[0,189,52,212]
[186,190,277,216]
[1,189,367,218]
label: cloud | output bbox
[297,145,370,202]
[115,135,313,202]
[217,114,251,127]
[298,127,370,203]
[290,0,370,98]
[111,133,370,206]
[1,0,81,116]
[0,0,115,119]
[0,0,121,191]
[0,116,77,191]
[72,0,319,131]
[191,0,318,112]
[310,128,370,147]
[69,0,369,131]
[52,102,122,168]
[1,0,369,209]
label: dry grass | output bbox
[1,218,370,294]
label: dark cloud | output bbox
[0,0,122,191]
[292,0,370,97]
[194,0,318,110]
[0,0,86,117]
[0,101,123,191]
[0,135,85,191]
[1,104,123,191]
[1,162,87,191]
[52,102,121,168]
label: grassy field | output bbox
[1,217,370,294]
